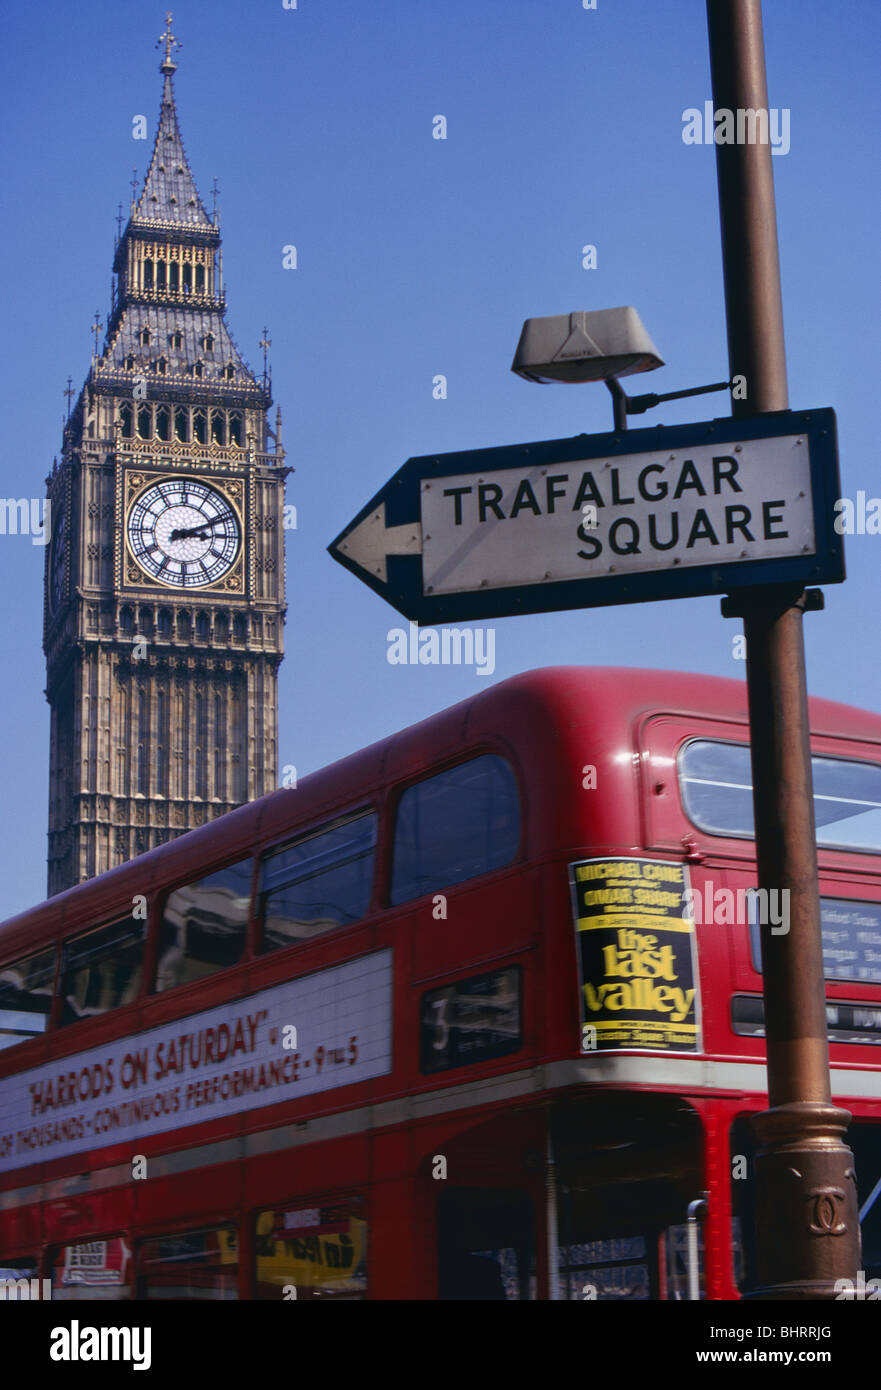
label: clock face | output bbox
[127,477,241,588]
[50,502,66,611]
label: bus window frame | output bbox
[638,711,881,869]
[0,942,60,1049]
[677,735,881,858]
[154,853,261,995]
[383,746,526,911]
[57,913,149,1029]
[254,803,380,957]
[726,864,881,1007]
[135,1219,241,1302]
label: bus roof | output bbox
[2,665,879,952]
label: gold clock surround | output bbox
[121,468,247,595]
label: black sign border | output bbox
[330,408,843,624]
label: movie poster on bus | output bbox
[570,857,701,1053]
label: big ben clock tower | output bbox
[44,16,287,897]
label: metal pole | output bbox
[605,377,628,431]
[707,0,861,1298]
[546,1131,560,1300]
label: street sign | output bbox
[328,408,844,624]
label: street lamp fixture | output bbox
[511,307,730,431]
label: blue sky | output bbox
[1,0,879,915]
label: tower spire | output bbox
[157,11,181,74]
[133,16,211,228]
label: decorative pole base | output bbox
[742,1101,862,1301]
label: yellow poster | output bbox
[570,856,700,1052]
[255,1206,367,1297]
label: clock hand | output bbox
[169,513,235,542]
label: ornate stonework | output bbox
[44,27,288,897]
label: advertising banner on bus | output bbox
[570,857,701,1052]
[255,1200,368,1299]
[0,950,393,1176]
[57,1238,130,1290]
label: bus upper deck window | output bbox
[0,947,55,1049]
[157,859,252,992]
[679,740,881,854]
[60,918,144,1026]
[390,755,520,906]
[259,811,377,952]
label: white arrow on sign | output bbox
[334,508,422,583]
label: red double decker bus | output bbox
[1,666,880,1300]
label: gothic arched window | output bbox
[196,611,210,640]
[214,692,226,800]
[195,693,207,799]
[174,691,186,799]
[156,689,169,796]
[155,405,170,441]
[157,609,172,639]
[211,411,225,445]
[115,684,129,798]
[137,688,149,795]
[137,405,152,439]
[229,413,243,447]
[120,403,133,438]
[174,407,188,442]
[192,409,207,443]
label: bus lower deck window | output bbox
[137,1226,238,1300]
